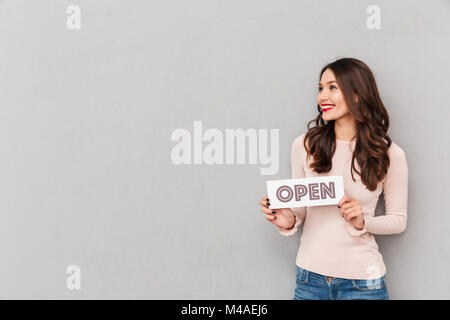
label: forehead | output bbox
[319,69,336,83]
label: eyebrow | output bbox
[318,81,337,86]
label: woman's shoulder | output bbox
[387,140,407,160]
[293,132,307,144]
[386,140,408,174]
[291,133,308,151]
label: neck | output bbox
[334,115,356,142]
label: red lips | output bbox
[321,103,335,112]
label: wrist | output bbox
[355,218,365,230]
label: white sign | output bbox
[266,176,344,209]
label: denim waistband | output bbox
[297,265,385,284]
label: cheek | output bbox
[331,91,343,104]
[333,92,348,110]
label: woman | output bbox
[259,58,408,300]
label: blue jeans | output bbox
[293,266,389,300]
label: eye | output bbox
[318,87,323,92]
[330,85,337,90]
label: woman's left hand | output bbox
[338,195,365,230]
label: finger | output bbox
[344,208,358,221]
[260,206,276,215]
[266,216,277,225]
[265,214,275,221]
[346,211,362,220]
[340,205,353,216]
[343,206,357,217]
[259,197,271,207]
[338,195,348,207]
[341,200,356,210]
[259,199,269,207]
[343,205,358,216]
[338,195,352,207]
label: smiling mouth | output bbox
[321,104,335,112]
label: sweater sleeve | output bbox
[279,134,308,236]
[346,143,408,236]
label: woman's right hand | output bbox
[259,195,296,230]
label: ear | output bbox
[353,94,359,103]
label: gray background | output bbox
[0,0,449,299]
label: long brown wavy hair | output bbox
[304,58,392,191]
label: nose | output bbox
[318,89,328,103]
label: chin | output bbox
[322,115,336,121]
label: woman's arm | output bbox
[346,143,408,236]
